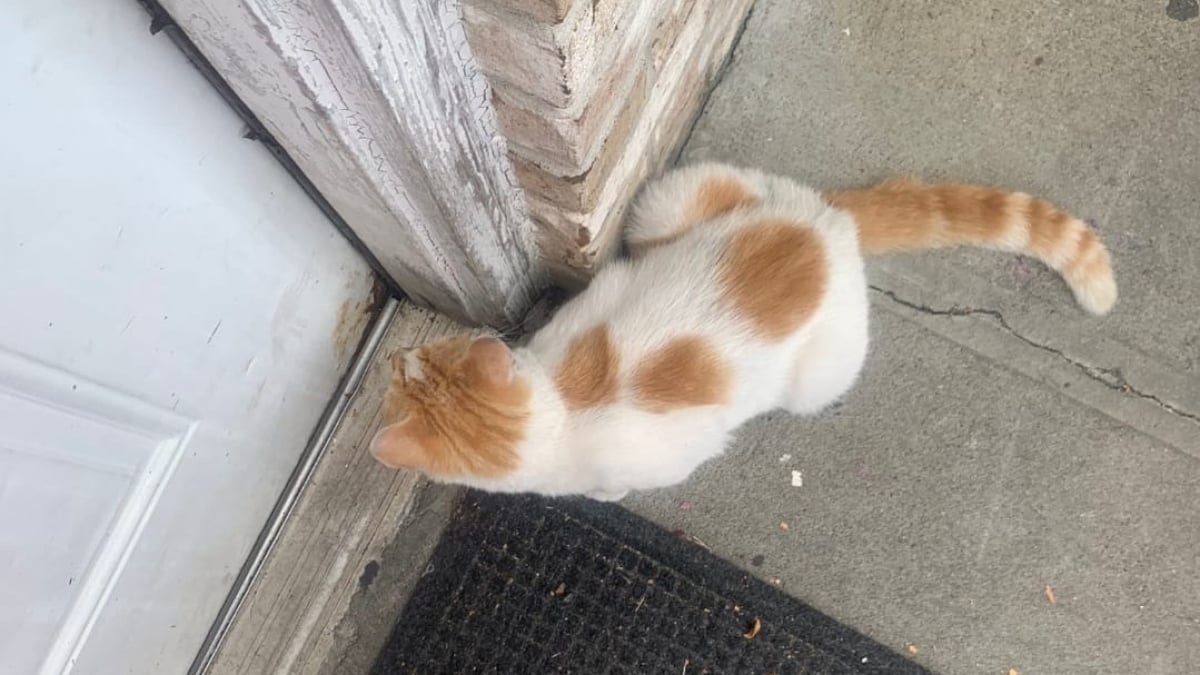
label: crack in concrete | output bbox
[870,285,1200,425]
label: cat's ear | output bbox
[369,421,430,471]
[464,336,514,387]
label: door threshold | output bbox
[191,299,470,674]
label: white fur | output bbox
[448,163,872,501]
[403,350,425,381]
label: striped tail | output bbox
[825,178,1117,315]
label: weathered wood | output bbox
[461,0,755,282]
[207,302,468,674]
[160,0,541,328]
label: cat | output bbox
[369,162,1116,501]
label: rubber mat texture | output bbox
[372,491,930,675]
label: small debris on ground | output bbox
[791,470,803,487]
[743,617,762,639]
[673,529,712,552]
[1044,584,1056,604]
[907,644,919,654]
[550,582,566,597]
[778,521,789,531]
[767,576,783,587]
[1008,669,1020,675]
[779,453,792,463]
[678,499,692,511]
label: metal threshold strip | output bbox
[188,297,400,675]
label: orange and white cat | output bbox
[370,163,1116,500]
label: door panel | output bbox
[0,1,374,672]
[0,351,194,674]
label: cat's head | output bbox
[369,335,530,479]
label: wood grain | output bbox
[159,0,541,328]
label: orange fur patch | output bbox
[688,176,760,226]
[1064,228,1104,276]
[555,325,620,409]
[1060,226,1114,293]
[1025,197,1077,262]
[825,179,1016,254]
[632,336,731,413]
[632,176,759,254]
[718,219,828,340]
[374,336,528,478]
[827,177,1116,313]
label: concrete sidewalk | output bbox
[624,2,1200,673]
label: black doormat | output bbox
[372,491,931,675]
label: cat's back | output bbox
[613,187,857,349]
[531,189,860,427]
[532,222,747,367]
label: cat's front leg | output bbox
[586,489,629,502]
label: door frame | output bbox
[144,0,542,329]
[133,2,540,670]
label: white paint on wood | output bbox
[161,0,542,327]
[0,2,374,672]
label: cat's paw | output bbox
[586,489,629,502]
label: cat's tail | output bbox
[824,178,1117,315]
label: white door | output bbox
[0,2,375,673]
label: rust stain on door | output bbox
[333,276,387,365]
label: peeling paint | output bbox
[161,0,540,327]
